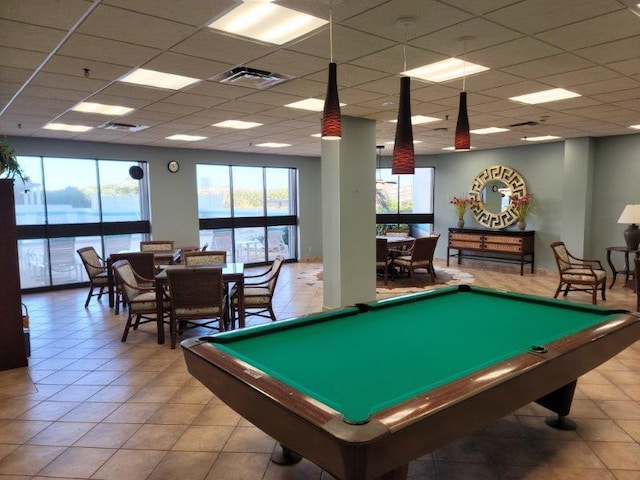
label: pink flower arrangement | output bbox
[450,196,480,219]
[510,193,533,221]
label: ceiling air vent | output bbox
[98,121,149,132]
[213,66,292,90]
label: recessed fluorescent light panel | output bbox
[470,127,510,134]
[311,133,322,138]
[119,68,200,90]
[209,2,327,45]
[213,120,263,130]
[72,102,134,116]
[286,98,346,112]
[442,146,476,150]
[403,58,489,83]
[629,124,640,130]
[166,134,207,141]
[389,115,440,125]
[385,140,423,145]
[256,142,291,148]
[510,88,580,104]
[44,123,93,132]
[522,135,560,142]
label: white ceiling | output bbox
[1,0,639,157]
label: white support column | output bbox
[321,116,377,309]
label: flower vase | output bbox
[517,220,526,231]
[457,217,465,229]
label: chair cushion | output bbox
[174,306,222,317]
[232,287,271,305]
[129,292,163,313]
[563,268,606,281]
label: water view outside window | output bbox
[14,156,149,289]
[197,165,297,263]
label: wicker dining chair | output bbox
[109,252,155,314]
[166,267,227,349]
[393,235,440,285]
[77,246,109,307]
[376,237,392,285]
[111,259,170,343]
[183,250,227,266]
[550,241,606,305]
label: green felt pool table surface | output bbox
[211,285,627,423]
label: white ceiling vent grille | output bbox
[98,122,149,132]
[214,66,292,90]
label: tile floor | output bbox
[1,259,639,480]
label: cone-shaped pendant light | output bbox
[454,91,470,150]
[321,7,341,140]
[392,76,415,174]
[322,62,341,139]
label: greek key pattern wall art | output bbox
[468,165,527,229]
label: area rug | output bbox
[296,265,475,297]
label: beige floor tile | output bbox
[192,405,242,426]
[37,446,113,478]
[617,420,640,443]
[0,445,66,476]
[223,426,276,453]
[596,401,640,421]
[580,384,633,401]
[18,401,78,422]
[59,402,120,422]
[102,403,162,424]
[548,468,616,479]
[205,452,270,480]
[576,418,635,442]
[167,385,215,404]
[74,422,141,448]
[91,448,166,480]
[27,421,95,446]
[86,384,141,403]
[46,384,104,402]
[172,425,235,452]
[146,451,218,480]
[0,420,51,445]
[123,424,188,450]
[530,439,606,469]
[588,441,640,470]
[263,457,324,480]
[127,386,181,403]
[147,403,206,425]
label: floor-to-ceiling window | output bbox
[197,165,297,264]
[376,167,435,236]
[14,156,150,290]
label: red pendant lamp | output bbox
[454,90,470,150]
[321,7,341,140]
[392,76,414,174]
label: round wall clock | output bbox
[167,161,180,173]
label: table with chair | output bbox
[376,235,440,285]
[605,246,639,290]
[155,262,245,348]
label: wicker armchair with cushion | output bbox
[109,252,155,314]
[166,267,227,349]
[393,235,440,286]
[111,259,170,343]
[230,255,284,327]
[140,240,174,252]
[77,246,109,307]
[550,241,606,305]
[376,237,392,284]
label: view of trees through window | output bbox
[376,167,435,236]
[197,165,297,263]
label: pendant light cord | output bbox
[329,7,334,63]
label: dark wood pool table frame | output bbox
[182,287,640,480]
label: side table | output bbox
[605,246,640,290]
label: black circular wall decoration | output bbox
[129,166,144,180]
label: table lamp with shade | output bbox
[617,204,640,250]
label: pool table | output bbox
[182,285,640,480]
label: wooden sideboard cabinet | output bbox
[447,228,535,275]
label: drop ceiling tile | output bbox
[172,30,274,65]
[82,93,151,109]
[472,37,562,69]
[163,92,228,109]
[351,45,443,75]
[594,87,640,103]
[0,0,93,29]
[485,0,623,34]
[410,18,522,56]
[43,55,131,81]
[98,83,174,102]
[250,49,327,79]
[286,25,395,63]
[269,78,325,98]
[240,91,306,108]
[0,68,35,84]
[502,54,596,80]
[536,10,639,50]
[31,71,110,93]
[58,33,161,66]
[76,4,197,49]
[306,64,390,89]
[606,58,640,76]
[214,99,279,115]
[0,46,47,70]
[142,102,204,116]
[575,37,640,65]
[576,78,640,96]
[143,52,231,80]
[342,0,471,43]
[0,18,66,52]
[187,81,254,101]
[20,85,88,103]
[102,0,234,27]
[538,67,621,88]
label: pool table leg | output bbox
[270,443,302,465]
[536,380,578,431]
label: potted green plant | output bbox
[0,137,27,183]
